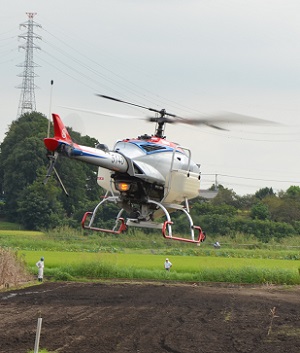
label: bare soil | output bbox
[0,281,300,353]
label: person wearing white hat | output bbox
[164,258,172,271]
[36,257,44,282]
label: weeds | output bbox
[0,248,32,287]
[267,307,278,336]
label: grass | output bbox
[0,230,43,236]
[20,250,300,270]
[1,227,300,259]
[28,349,55,353]
[1,224,300,285]
[0,222,24,230]
[21,250,300,285]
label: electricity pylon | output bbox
[16,12,41,118]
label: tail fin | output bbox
[52,114,73,142]
[44,114,73,151]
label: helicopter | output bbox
[44,95,275,244]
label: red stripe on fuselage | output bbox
[122,137,180,149]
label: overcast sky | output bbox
[1,0,300,195]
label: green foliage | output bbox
[196,266,299,285]
[17,176,65,230]
[0,202,6,219]
[210,185,239,207]
[255,187,275,199]
[250,202,270,220]
[264,195,300,223]
[191,201,237,217]
[0,112,102,230]
[0,221,24,230]
[53,270,74,281]
[195,214,234,236]
[0,112,49,219]
[193,212,296,242]
[233,218,296,242]
[285,185,300,198]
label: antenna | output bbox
[16,12,42,118]
[47,80,54,137]
[215,174,219,191]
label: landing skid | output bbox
[81,196,206,244]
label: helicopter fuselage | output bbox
[44,113,205,243]
[44,114,201,213]
[96,135,201,217]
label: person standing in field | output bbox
[213,241,221,249]
[36,257,44,282]
[164,258,172,271]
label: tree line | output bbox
[0,112,300,242]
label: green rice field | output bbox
[21,250,300,285]
[1,226,300,285]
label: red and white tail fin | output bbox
[44,114,73,151]
[52,113,73,142]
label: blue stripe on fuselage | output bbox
[128,141,176,155]
[71,147,107,159]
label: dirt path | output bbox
[0,282,300,353]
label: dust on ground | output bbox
[0,281,300,353]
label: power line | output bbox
[202,173,300,185]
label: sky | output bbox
[1,0,300,196]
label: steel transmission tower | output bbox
[16,12,41,117]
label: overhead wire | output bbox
[38,23,213,115]
[201,173,300,188]
[38,30,160,108]
[37,27,300,143]
[36,19,299,145]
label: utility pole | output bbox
[214,174,218,190]
[16,12,41,118]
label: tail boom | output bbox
[44,113,128,172]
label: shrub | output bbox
[0,248,32,287]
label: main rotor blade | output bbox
[96,94,177,118]
[172,112,280,130]
[60,106,142,120]
[64,96,280,132]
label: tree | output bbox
[255,187,275,200]
[17,176,65,230]
[0,112,102,229]
[0,112,49,220]
[250,202,270,220]
[210,185,239,208]
[263,194,300,223]
[285,185,300,198]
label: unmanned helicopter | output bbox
[44,95,274,244]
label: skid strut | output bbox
[81,195,128,234]
[81,197,206,244]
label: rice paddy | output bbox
[1,227,300,285]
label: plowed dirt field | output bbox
[1,282,300,353]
